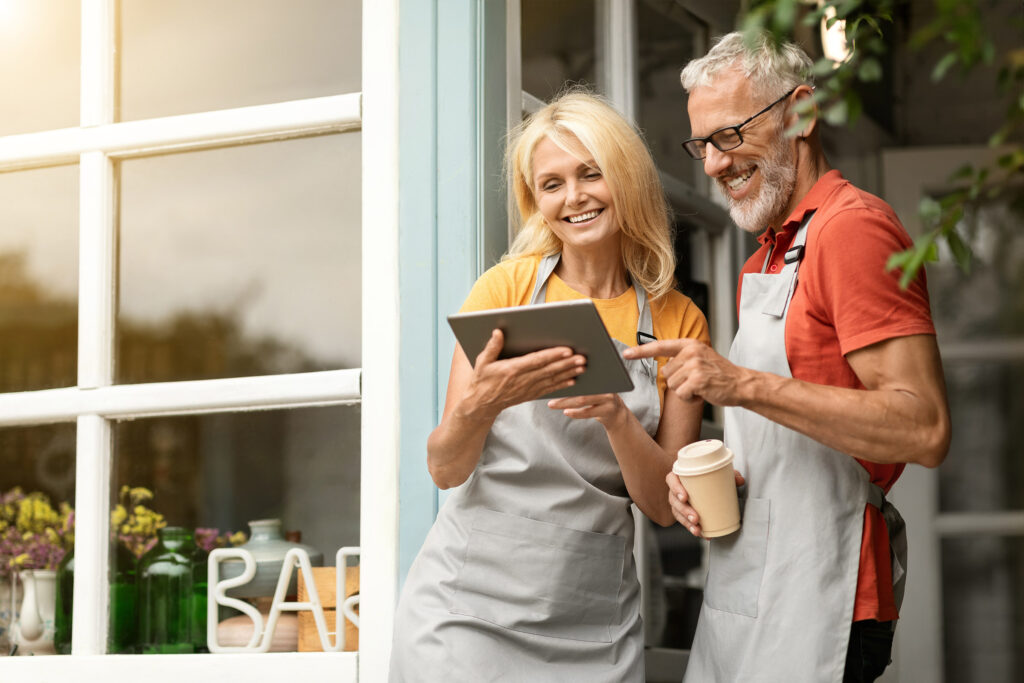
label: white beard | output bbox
[720,137,797,234]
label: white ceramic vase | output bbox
[14,569,57,656]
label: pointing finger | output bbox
[622,338,693,360]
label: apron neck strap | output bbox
[760,211,815,275]
[530,253,654,341]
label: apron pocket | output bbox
[449,508,626,643]
[704,497,770,618]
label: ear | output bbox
[787,85,818,139]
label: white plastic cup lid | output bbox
[672,438,734,476]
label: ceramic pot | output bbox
[14,569,57,655]
[221,519,323,599]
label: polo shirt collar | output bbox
[756,169,845,246]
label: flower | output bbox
[113,486,167,559]
[194,527,248,553]
[0,488,74,577]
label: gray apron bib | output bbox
[390,254,661,682]
[683,214,907,683]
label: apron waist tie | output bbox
[866,483,908,614]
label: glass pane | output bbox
[111,405,360,654]
[636,0,704,189]
[933,194,1024,513]
[930,197,1024,341]
[0,424,77,656]
[941,536,1024,682]
[939,359,1024,513]
[0,1,79,136]
[521,0,596,104]
[117,134,361,384]
[120,0,361,122]
[0,166,79,392]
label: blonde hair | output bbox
[504,90,677,300]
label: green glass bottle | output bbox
[53,543,138,654]
[53,550,74,655]
[137,527,207,654]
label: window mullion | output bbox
[71,0,117,656]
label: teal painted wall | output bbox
[397,0,508,588]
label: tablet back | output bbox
[447,299,634,399]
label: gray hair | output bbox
[681,31,813,102]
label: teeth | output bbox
[567,210,600,223]
[726,167,755,190]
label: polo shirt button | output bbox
[769,264,778,272]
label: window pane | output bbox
[521,0,596,103]
[0,1,79,136]
[941,536,1024,682]
[111,405,360,653]
[117,134,361,384]
[636,1,704,189]
[939,359,1024,513]
[0,166,79,392]
[933,195,1024,513]
[0,424,77,654]
[120,0,361,122]
[931,198,1024,341]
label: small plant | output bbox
[111,486,167,559]
[0,487,74,577]
[194,527,248,553]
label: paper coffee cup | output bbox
[672,439,741,538]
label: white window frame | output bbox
[0,0,399,680]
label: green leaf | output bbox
[918,195,942,225]
[858,58,883,82]
[823,100,849,126]
[885,248,912,272]
[773,0,797,32]
[813,58,839,77]
[949,164,975,182]
[932,52,958,82]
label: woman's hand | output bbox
[460,329,587,420]
[546,392,628,429]
[666,468,745,537]
[428,329,586,489]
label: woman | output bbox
[389,91,709,682]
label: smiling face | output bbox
[531,134,620,254]
[687,68,797,233]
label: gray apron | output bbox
[390,253,661,682]
[683,214,908,683]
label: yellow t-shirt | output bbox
[459,254,711,406]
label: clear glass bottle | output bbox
[136,527,207,654]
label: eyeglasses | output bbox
[681,88,796,160]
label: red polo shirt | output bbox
[738,170,935,622]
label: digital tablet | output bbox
[447,299,634,399]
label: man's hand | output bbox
[667,468,745,538]
[623,339,749,406]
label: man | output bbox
[624,32,951,683]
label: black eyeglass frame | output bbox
[681,87,797,160]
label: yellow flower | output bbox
[111,504,127,528]
[9,553,29,568]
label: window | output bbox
[0,1,391,679]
